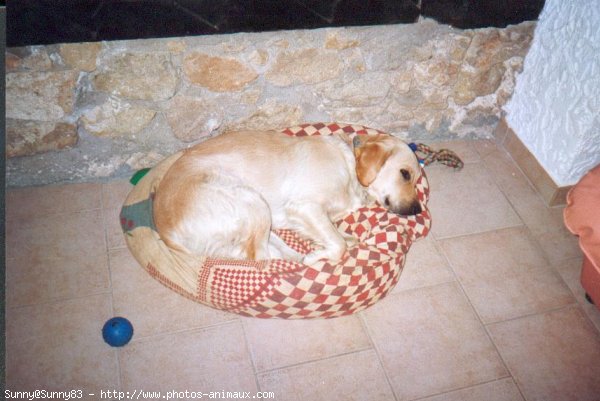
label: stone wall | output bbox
[6,19,534,186]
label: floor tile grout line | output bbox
[100,181,115,211]
[108,244,129,251]
[238,318,264,392]
[472,141,600,400]
[408,376,514,401]
[434,155,577,320]
[253,346,374,377]
[433,238,521,398]
[94,190,125,392]
[5,206,106,225]
[435,224,580,325]
[518,220,585,321]
[480,298,579,326]
[431,220,527,242]
[360,280,522,401]
[483,303,588,329]
[125,318,240,345]
[357,312,400,401]
[430,147,596,401]
[479,146,564,239]
[481,323,529,401]
[487,140,562,210]
[391,275,457,296]
[479,145,582,278]
[103,205,123,392]
[553,254,584,266]
[6,182,130,225]
[435,204,582,401]
[550,256,600,336]
[478,153,587,319]
[417,156,523,242]
[390,276,463,297]
[5,289,114,311]
[432,222,526,242]
[577,310,600,342]
[477,145,539,215]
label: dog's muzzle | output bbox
[395,201,422,216]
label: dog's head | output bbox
[353,134,422,215]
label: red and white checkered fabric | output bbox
[127,123,431,319]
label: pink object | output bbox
[564,164,600,309]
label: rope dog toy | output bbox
[409,143,464,170]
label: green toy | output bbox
[130,168,151,185]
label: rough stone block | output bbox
[93,53,178,101]
[79,98,156,138]
[5,46,53,72]
[231,99,303,131]
[5,52,22,71]
[452,23,534,105]
[126,151,165,170]
[59,42,102,72]
[183,52,258,92]
[6,70,79,121]
[325,31,360,50]
[266,48,343,86]
[166,40,186,53]
[165,95,222,142]
[7,119,78,157]
[318,72,391,107]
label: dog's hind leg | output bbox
[162,176,275,261]
[231,188,273,261]
[267,232,305,262]
[285,202,348,266]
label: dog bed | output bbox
[120,123,431,319]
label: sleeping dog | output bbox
[153,130,422,266]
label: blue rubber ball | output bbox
[102,317,134,347]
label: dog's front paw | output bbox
[286,250,306,263]
[302,247,345,267]
[301,252,325,267]
[343,234,359,248]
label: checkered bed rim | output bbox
[122,122,431,319]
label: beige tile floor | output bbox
[6,140,600,401]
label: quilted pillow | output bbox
[120,123,431,319]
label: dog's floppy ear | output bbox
[354,135,392,187]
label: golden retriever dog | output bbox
[153,130,422,266]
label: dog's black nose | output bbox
[396,201,422,216]
[408,201,422,215]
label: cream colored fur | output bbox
[153,130,422,266]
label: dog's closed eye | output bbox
[400,169,411,181]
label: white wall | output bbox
[504,0,600,186]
